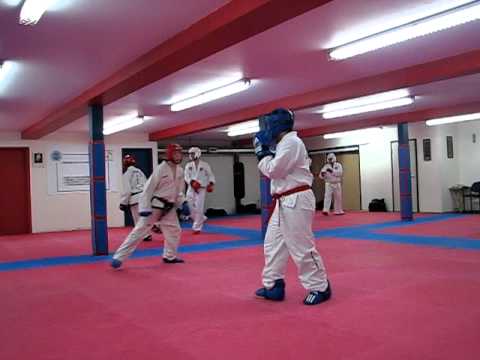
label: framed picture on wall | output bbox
[422,139,431,161]
[32,152,45,168]
[446,136,454,159]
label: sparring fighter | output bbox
[184,147,215,234]
[319,153,344,215]
[119,155,152,242]
[111,144,186,269]
[253,108,331,305]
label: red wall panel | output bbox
[0,148,32,235]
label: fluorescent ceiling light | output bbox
[320,89,410,113]
[323,127,382,140]
[166,73,244,104]
[0,61,17,94]
[3,0,23,7]
[329,1,480,60]
[171,79,252,112]
[227,120,260,137]
[19,0,56,26]
[426,112,480,126]
[103,114,150,135]
[323,97,414,119]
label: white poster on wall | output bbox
[47,146,118,195]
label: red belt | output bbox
[273,185,311,200]
[267,185,312,225]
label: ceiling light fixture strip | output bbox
[171,79,251,112]
[426,112,480,126]
[330,1,480,60]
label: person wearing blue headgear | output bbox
[253,108,331,305]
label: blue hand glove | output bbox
[139,211,152,217]
[253,136,274,161]
[255,130,272,146]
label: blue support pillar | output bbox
[259,174,273,240]
[89,104,109,255]
[397,123,413,221]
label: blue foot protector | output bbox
[111,259,122,269]
[255,279,285,301]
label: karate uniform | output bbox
[258,131,328,292]
[184,160,215,232]
[113,162,185,262]
[120,165,147,226]
[319,161,344,214]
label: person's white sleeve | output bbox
[176,170,186,207]
[184,163,192,184]
[139,166,161,213]
[139,170,147,187]
[258,139,298,179]
[319,164,328,180]
[333,163,343,178]
[206,163,215,184]
[120,171,131,206]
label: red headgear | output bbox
[166,143,183,164]
[123,155,136,168]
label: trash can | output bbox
[449,185,468,212]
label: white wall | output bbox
[239,154,261,207]
[408,122,460,212]
[304,120,480,213]
[186,153,260,215]
[202,154,236,214]
[0,131,157,233]
[457,121,480,185]
[305,127,397,211]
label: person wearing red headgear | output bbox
[119,155,152,242]
[111,144,186,269]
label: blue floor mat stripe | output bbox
[1,214,478,272]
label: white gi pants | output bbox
[130,204,160,235]
[187,187,207,232]
[113,208,181,262]
[262,190,328,292]
[323,182,343,214]
[130,204,141,225]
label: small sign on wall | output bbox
[446,136,454,159]
[422,139,431,161]
[32,152,45,168]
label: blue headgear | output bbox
[257,108,295,145]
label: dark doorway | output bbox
[121,148,154,226]
[310,149,361,211]
[0,148,32,234]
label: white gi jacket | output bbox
[120,166,147,206]
[258,131,313,195]
[319,162,343,184]
[184,160,215,187]
[139,162,185,213]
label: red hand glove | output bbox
[206,183,214,193]
[191,180,201,193]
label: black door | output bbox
[121,148,154,226]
